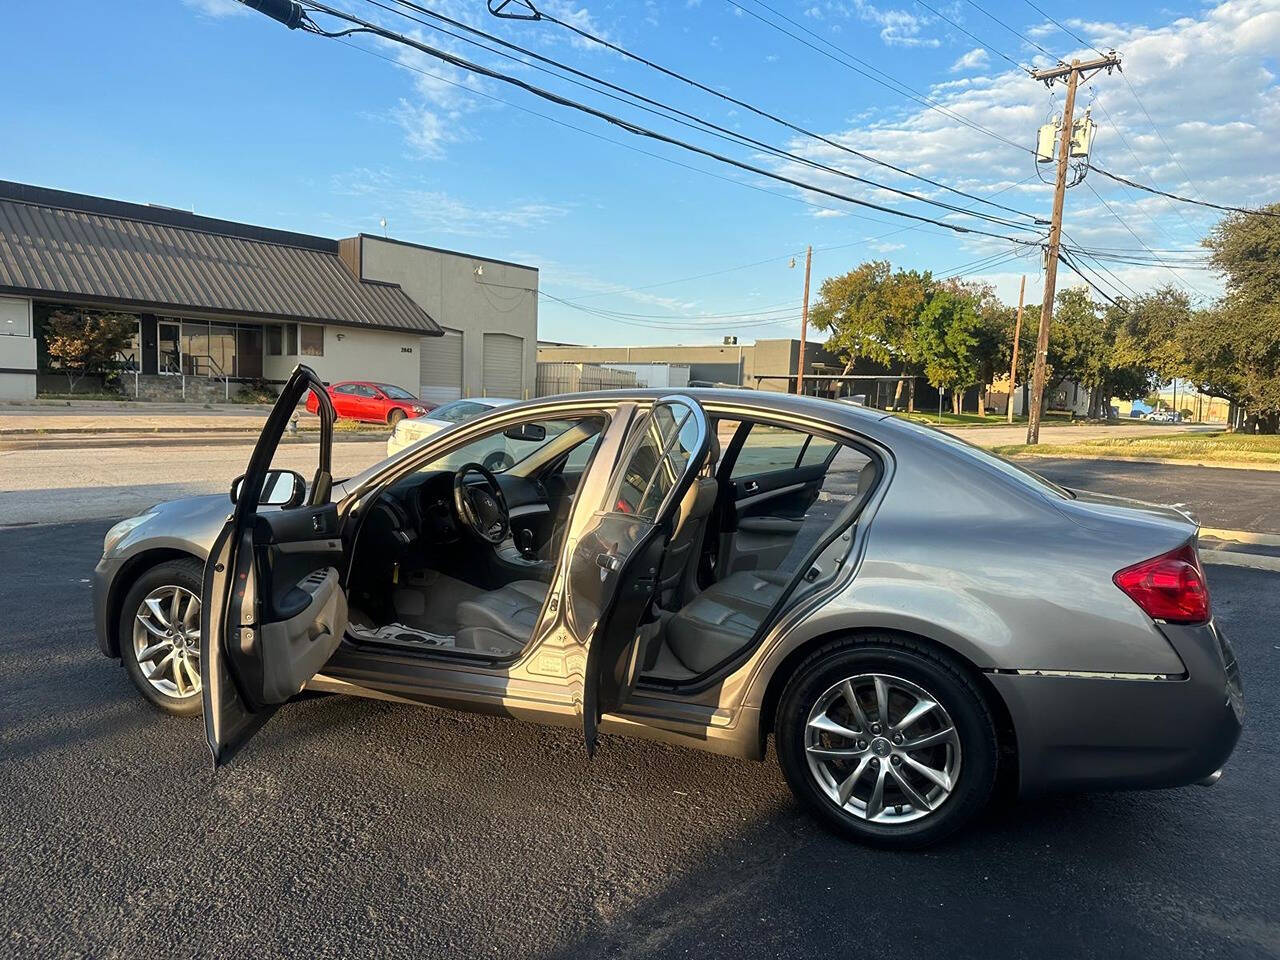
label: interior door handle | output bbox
[595,553,621,573]
[742,480,759,494]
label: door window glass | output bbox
[731,423,811,477]
[612,401,701,520]
[332,383,357,395]
[798,436,839,468]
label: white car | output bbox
[387,397,519,458]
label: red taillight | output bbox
[1113,544,1210,624]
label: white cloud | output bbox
[950,48,990,73]
[329,169,569,239]
[181,0,246,16]
[812,208,845,218]
[764,0,1277,304]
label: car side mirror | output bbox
[230,469,307,508]
[504,423,546,442]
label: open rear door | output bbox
[200,365,348,766]
[570,396,710,754]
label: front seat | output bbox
[452,426,722,657]
[455,580,548,656]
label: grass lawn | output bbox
[891,410,1079,428]
[994,431,1280,465]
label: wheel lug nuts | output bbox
[871,723,881,734]
[891,756,902,765]
[893,734,902,744]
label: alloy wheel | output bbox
[131,585,202,699]
[804,673,961,824]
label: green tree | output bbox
[1186,203,1280,432]
[44,308,137,394]
[808,261,932,409]
[914,288,985,414]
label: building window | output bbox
[0,297,31,337]
[266,324,283,356]
[299,323,324,357]
[286,323,298,356]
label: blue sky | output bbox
[4,0,1277,345]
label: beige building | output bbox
[0,180,538,403]
[536,338,842,393]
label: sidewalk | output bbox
[0,398,1213,450]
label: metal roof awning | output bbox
[0,183,442,335]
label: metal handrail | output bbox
[113,349,140,398]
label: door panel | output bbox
[201,365,348,766]
[576,396,710,753]
[718,423,839,575]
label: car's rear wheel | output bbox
[775,635,997,849]
[387,408,407,427]
[119,558,205,716]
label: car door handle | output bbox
[742,480,759,494]
[595,553,621,573]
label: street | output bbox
[0,519,1275,958]
[0,419,1239,529]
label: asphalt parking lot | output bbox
[1,519,1276,959]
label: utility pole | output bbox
[1026,53,1121,444]
[1007,274,1026,424]
[796,245,812,397]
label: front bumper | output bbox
[991,619,1243,795]
[92,555,126,659]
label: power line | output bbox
[337,33,1049,306]
[1090,164,1279,218]
[1082,179,1212,300]
[363,0,1038,230]
[487,0,1040,222]
[556,175,1042,304]
[728,0,1037,157]
[286,1,1044,244]
[333,36,888,223]
[1119,70,1209,206]
[1017,0,1108,58]
[1088,91,1204,238]
[960,0,1059,61]
[912,0,1031,73]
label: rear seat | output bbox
[665,570,791,673]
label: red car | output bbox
[305,381,432,425]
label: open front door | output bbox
[200,365,348,766]
[573,396,710,754]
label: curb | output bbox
[1200,527,1280,547]
[0,432,387,451]
[1200,549,1280,573]
[1008,453,1280,472]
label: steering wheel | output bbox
[452,463,511,545]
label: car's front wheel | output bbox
[775,635,997,849]
[387,408,407,427]
[118,558,205,716]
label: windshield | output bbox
[418,418,590,474]
[378,384,417,400]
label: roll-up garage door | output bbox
[419,329,463,405]
[482,333,524,399]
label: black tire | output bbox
[387,408,407,427]
[775,634,997,849]
[118,558,206,717]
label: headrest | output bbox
[856,465,876,495]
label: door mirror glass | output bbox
[230,469,306,507]
[503,422,547,443]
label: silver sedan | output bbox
[93,367,1243,848]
